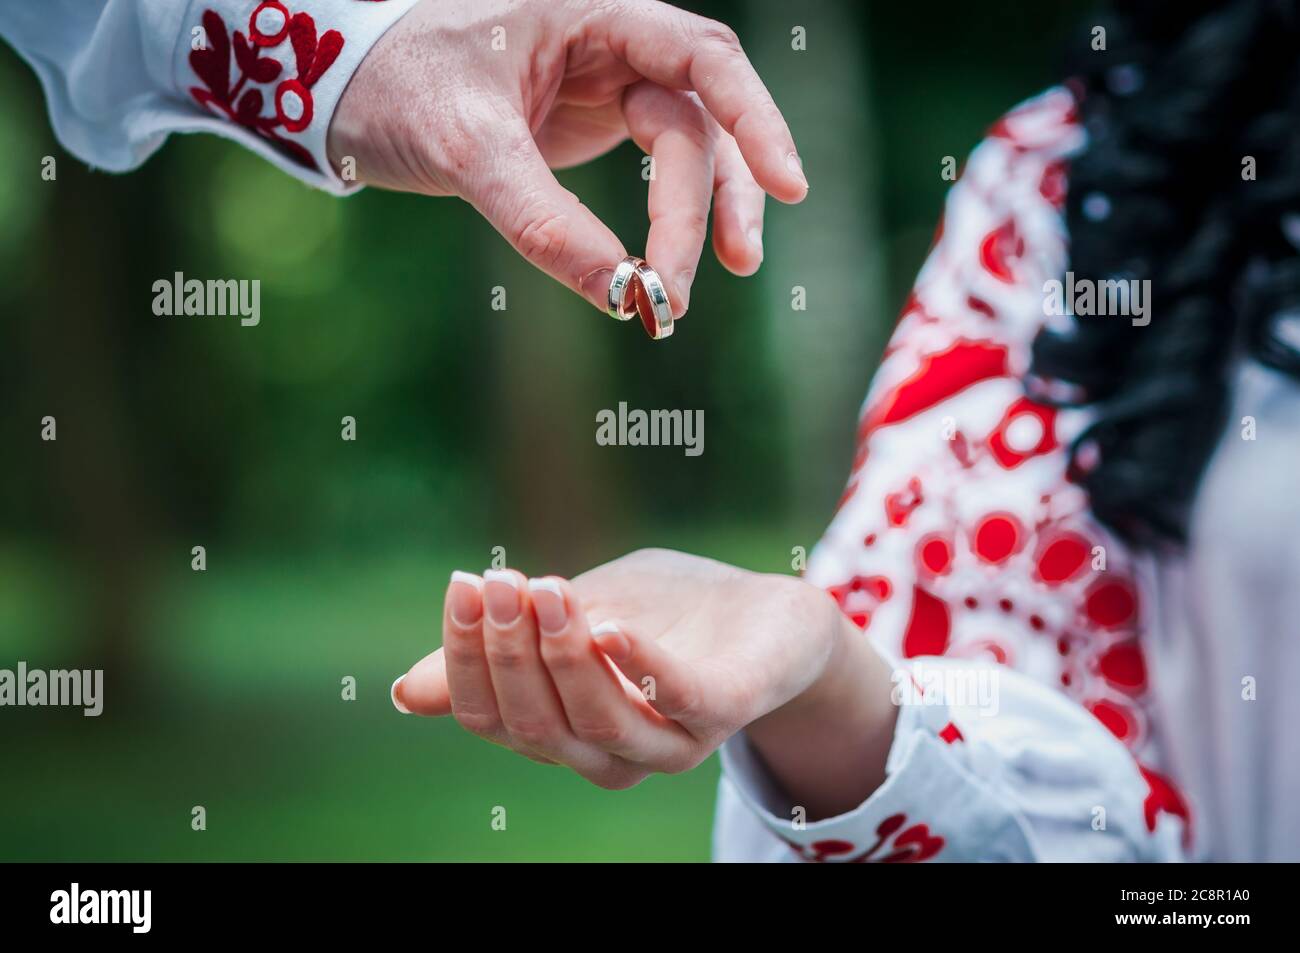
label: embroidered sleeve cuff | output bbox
[718,694,1036,862]
[176,0,419,193]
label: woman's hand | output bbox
[394,549,899,817]
[327,0,809,318]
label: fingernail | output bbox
[483,569,521,624]
[527,577,568,634]
[673,271,694,314]
[786,152,809,189]
[592,622,630,660]
[391,675,411,715]
[448,571,483,627]
[746,226,764,258]
[579,267,614,309]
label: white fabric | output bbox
[0,0,419,193]
[714,88,1299,862]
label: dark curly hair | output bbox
[1030,0,1300,545]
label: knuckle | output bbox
[730,102,780,142]
[442,633,484,666]
[677,110,716,149]
[511,209,573,273]
[503,717,556,748]
[696,20,742,53]
[670,684,704,722]
[540,640,581,672]
[660,749,706,776]
[627,546,672,566]
[452,707,501,738]
[570,719,626,747]
[679,208,710,236]
[594,766,647,791]
[484,637,529,671]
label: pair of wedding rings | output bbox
[606,256,673,340]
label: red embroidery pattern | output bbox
[818,88,1192,853]
[786,814,946,864]
[188,2,388,170]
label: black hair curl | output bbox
[1030,0,1300,544]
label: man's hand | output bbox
[394,549,897,817]
[327,0,809,318]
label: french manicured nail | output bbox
[527,578,568,634]
[786,151,809,189]
[483,569,521,625]
[579,267,614,309]
[391,675,411,714]
[448,571,483,627]
[591,621,630,659]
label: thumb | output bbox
[392,647,450,716]
[457,121,628,311]
[591,622,706,729]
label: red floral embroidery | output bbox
[250,2,290,47]
[978,218,1024,283]
[901,585,951,658]
[786,814,946,863]
[827,574,893,630]
[938,721,964,744]
[1140,765,1192,847]
[817,88,1194,851]
[189,5,356,170]
[860,339,1010,436]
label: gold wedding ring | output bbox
[606,255,674,340]
[606,255,640,321]
[633,261,673,340]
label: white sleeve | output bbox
[712,88,1193,863]
[0,0,419,194]
[715,655,1185,862]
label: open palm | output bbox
[394,549,839,789]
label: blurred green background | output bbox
[0,0,1086,860]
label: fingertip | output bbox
[750,156,808,206]
[391,675,411,715]
[397,648,453,716]
[592,621,631,661]
[527,575,571,635]
[447,571,484,628]
[580,267,616,312]
[482,568,525,625]
[670,273,693,319]
[714,226,763,277]
[783,151,810,199]
[732,136,807,205]
[769,182,809,206]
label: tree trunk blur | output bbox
[745,3,888,535]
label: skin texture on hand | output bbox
[393,549,898,818]
[326,0,809,317]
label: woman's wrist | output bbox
[744,587,899,820]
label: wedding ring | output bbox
[606,255,641,321]
[633,261,673,340]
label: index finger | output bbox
[591,0,809,203]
